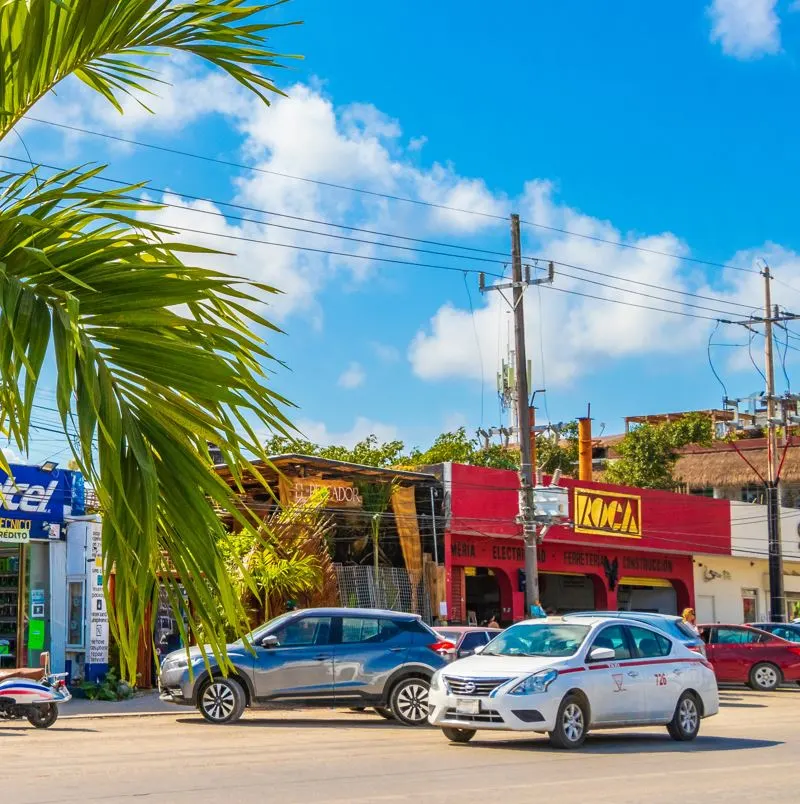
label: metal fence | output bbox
[334,564,432,624]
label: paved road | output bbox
[6,687,800,803]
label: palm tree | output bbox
[0,0,300,680]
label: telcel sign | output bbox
[573,487,642,539]
[0,466,66,543]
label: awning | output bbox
[618,576,673,589]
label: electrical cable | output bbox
[15,117,763,278]
[746,317,768,384]
[0,155,765,318]
[707,320,729,400]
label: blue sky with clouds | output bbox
[7,0,800,462]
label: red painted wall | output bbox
[448,463,731,556]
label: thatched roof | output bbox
[675,438,800,487]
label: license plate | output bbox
[455,698,480,715]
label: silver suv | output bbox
[159,607,448,725]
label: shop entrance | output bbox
[540,573,595,614]
[0,546,21,668]
[464,568,501,626]
[617,578,677,614]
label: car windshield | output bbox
[482,623,590,657]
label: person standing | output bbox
[682,607,700,634]
[487,614,500,629]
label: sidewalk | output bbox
[61,690,178,719]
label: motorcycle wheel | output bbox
[27,704,58,729]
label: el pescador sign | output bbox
[573,487,642,539]
[0,465,68,541]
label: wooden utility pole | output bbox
[480,216,553,616]
[763,266,785,622]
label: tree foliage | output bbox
[535,421,579,476]
[0,0,299,680]
[218,489,336,638]
[605,413,713,489]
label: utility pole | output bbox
[480,214,553,616]
[762,266,785,622]
[724,263,800,622]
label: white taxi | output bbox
[427,616,719,749]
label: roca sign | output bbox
[573,487,642,539]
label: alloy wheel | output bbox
[202,682,236,722]
[678,696,698,735]
[396,682,429,723]
[562,702,584,743]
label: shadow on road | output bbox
[463,733,781,754]
[0,725,98,735]
[176,715,406,730]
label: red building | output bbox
[443,464,731,625]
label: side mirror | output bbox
[588,646,615,662]
[260,635,279,649]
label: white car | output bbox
[427,615,719,749]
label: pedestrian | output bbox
[530,599,547,619]
[487,614,500,628]
[285,599,298,612]
[682,607,699,634]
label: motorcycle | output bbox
[0,652,71,728]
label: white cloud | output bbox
[370,341,400,363]
[297,416,399,447]
[708,0,781,59]
[337,362,366,389]
[408,181,789,390]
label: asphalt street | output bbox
[6,687,800,803]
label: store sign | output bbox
[278,476,363,508]
[0,465,70,540]
[573,488,642,539]
[0,517,31,543]
[88,522,109,666]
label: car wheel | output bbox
[27,704,58,729]
[199,677,246,724]
[548,693,588,749]
[389,677,430,726]
[667,692,700,741]
[749,662,781,691]
[374,706,394,720]
[442,726,476,743]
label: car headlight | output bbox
[508,669,558,696]
[430,671,443,692]
[162,656,189,672]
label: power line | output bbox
[0,155,764,318]
[20,116,762,278]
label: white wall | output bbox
[730,500,800,562]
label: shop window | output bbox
[66,579,86,650]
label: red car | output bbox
[700,624,800,691]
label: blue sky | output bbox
[8,0,800,462]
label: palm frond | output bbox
[0,0,300,138]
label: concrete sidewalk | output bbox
[61,690,178,718]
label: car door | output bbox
[332,616,408,703]
[627,625,677,721]
[252,614,335,702]
[583,624,643,724]
[708,627,753,682]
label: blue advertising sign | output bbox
[0,464,73,542]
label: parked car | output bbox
[699,623,800,691]
[427,615,719,749]
[569,611,706,656]
[433,627,502,662]
[159,607,448,725]
[752,622,800,644]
